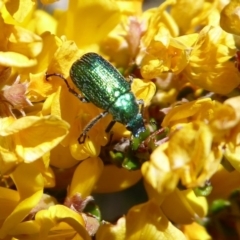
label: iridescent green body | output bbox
[70,52,145,137]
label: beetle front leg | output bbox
[78,110,109,144]
[45,73,88,103]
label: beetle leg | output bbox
[45,73,88,102]
[78,110,109,144]
[136,99,144,114]
[126,75,134,85]
[105,120,116,133]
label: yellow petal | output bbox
[170,0,217,33]
[181,222,211,240]
[184,26,240,94]
[0,187,19,220]
[96,217,126,240]
[224,140,240,172]
[70,138,101,160]
[0,51,37,68]
[220,0,240,35]
[142,142,179,195]
[56,0,121,48]
[41,0,59,4]
[0,162,44,239]
[8,26,42,58]
[50,144,79,169]
[3,0,35,23]
[1,116,69,162]
[0,134,19,175]
[161,189,208,224]
[10,221,40,237]
[70,142,94,160]
[47,39,82,77]
[27,9,57,35]
[29,32,61,74]
[170,0,204,33]
[161,98,214,127]
[115,0,143,16]
[45,86,81,146]
[94,165,142,193]
[68,157,103,198]
[131,78,156,106]
[208,165,240,203]
[126,200,187,239]
[35,205,90,240]
[28,72,53,101]
[224,96,240,121]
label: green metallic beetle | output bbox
[46,52,145,143]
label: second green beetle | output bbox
[47,52,145,143]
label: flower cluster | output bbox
[0,0,240,239]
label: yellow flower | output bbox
[34,205,90,239]
[161,189,208,224]
[210,96,240,171]
[181,222,212,240]
[141,33,198,79]
[220,0,240,35]
[25,9,57,35]
[208,165,240,203]
[55,0,121,51]
[0,161,44,239]
[115,0,143,16]
[161,98,215,128]
[170,0,219,34]
[140,1,199,79]
[68,157,103,198]
[143,121,222,193]
[0,115,69,174]
[0,14,42,68]
[161,96,240,176]
[0,157,103,239]
[1,0,36,24]
[96,200,187,240]
[94,165,142,193]
[41,0,58,5]
[183,25,240,94]
[2,0,240,238]
[29,157,104,238]
[27,35,82,102]
[142,141,179,197]
[141,0,179,47]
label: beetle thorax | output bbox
[108,92,139,124]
